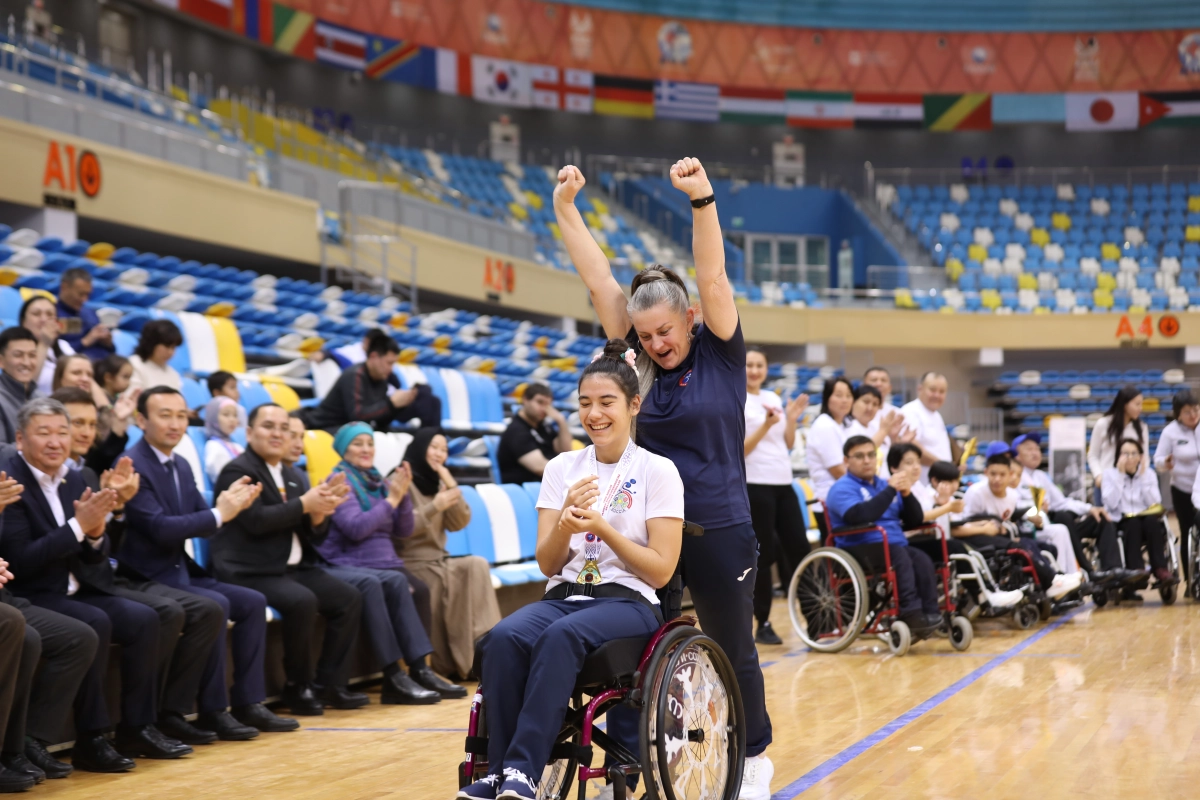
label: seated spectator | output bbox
[397,427,500,679]
[497,383,572,484]
[301,331,441,433]
[310,329,385,369]
[284,412,310,488]
[317,422,465,703]
[1007,460,1079,574]
[20,295,73,396]
[204,396,245,485]
[95,354,133,403]
[1102,437,1177,599]
[0,328,40,444]
[209,404,367,715]
[56,267,115,361]
[0,397,187,769]
[961,452,1084,600]
[207,371,240,403]
[1088,386,1148,489]
[127,320,183,396]
[54,354,138,473]
[824,435,942,637]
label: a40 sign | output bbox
[1115,313,1179,347]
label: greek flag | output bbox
[654,80,720,122]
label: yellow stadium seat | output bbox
[19,288,54,303]
[303,430,339,485]
[1190,196,1200,213]
[1144,397,1161,412]
[0,269,19,286]
[1030,228,1050,246]
[205,302,236,317]
[524,191,544,210]
[968,244,988,262]
[584,211,601,228]
[297,336,325,354]
[591,198,609,215]
[1101,243,1121,261]
[980,289,1002,310]
[261,378,301,412]
[508,202,528,221]
[1051,213,1072,231]
[1129,305,1146,315]
[1093,289,1113,309]
[86,242,115,262]
[549,222,562,240]
[433,334,452,351]
[1033,306,1051,314]
[600,244,616,259]
[894,289,917,309]
[1018,273,1038,290]
[945,258,964,281]
[208,316,246,373]
[1096,272,1117,291]
[1187,225,1200,242]
[399,346,421,363]
[939,305,956,314]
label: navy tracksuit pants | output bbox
[481,597,659,782]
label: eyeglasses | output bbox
[847,451,876,461]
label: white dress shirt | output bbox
[24,456,94,595]
[266,461,303,566]
[150,445,222,528]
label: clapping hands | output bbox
[100,457,140,506]
[215,475,263,522]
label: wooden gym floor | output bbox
[35,589,1200,800]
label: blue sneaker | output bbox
[457,773,501,799]
[496,768,538,800]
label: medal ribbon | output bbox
[585,438,638,520]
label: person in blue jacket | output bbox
[825,435,942,637]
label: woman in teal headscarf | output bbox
[317,422,466,702]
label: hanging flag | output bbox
[851,93,924,128]
[594,75,654,118]
[366,37,435,88]
[435,48,470,96]
[719,87,785,125]
[1065,92,1139,131]
[786,91,854,128]
[232,0,271,42]
[1139,91,1200,128]
[179,0,233,29]
[272,4,315,59]
[923,94,993,131]
[471,56,533,107]
[654,80,719,122]
[530,66,593,112]
[315,20,366,71]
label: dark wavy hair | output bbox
[134,319,183,361]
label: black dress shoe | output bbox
[381,672,440,705]
[22,740,71,779]
[0,765,35,793]
[232,703,300,733]
[71,734,135,773]
[754,621,784,646]
[411,665,467,699]
[114,725,194,760]
[1120,587,1145,602]
[157,713,218,745]
[194,711,259,741]
[0,754,42,785]
[280,683,324,716]
[320,685,370,710]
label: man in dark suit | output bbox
[210,403,367,715]
[0,397,189,771]
[0,571,34,793]
[120,387,299,735]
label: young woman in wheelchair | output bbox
[1101,437,1178,600]
[459,340,685,800]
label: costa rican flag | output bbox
[530,66,593,113]
[315,20,366,71]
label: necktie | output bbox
[164,459,182,513]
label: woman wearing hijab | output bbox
[396,427,500,679]
[315,423,465,703]
[204,396,246,485]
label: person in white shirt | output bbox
[743,348,809,645]
[126,320,184,397]
[1010,433,1131,586]
[1155,391,1200,579]
[962,452,1084,600]
[807,377,854,504]
[1008,461,1078,574]
[463,340,684,800]
[20,295,74,397]
[900,372,956,483]
[1102,437,1177,597]
[1087,386,1148,487]
[846,384,912,477]
[203,396,245,485]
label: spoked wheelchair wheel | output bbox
[788,547,870,653]
[641,633,746,800]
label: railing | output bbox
[865,265,947,292]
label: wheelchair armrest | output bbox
[682,520,704,537]
[826,524,887,548]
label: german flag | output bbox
[924,94,993,131]
[594,75,654,119]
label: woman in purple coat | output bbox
[318,422,467,703]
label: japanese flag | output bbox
[1065,92,1139,131]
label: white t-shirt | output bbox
[962,480,1016,521]
[901,399,952,482]
[806,414,850,501]
[537,444,684,605]
[744,390,793,486]
[909,481,948,539]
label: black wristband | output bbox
[690,193,716,209]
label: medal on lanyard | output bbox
[576,439,637,586]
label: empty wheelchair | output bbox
[459,523,746,800]
[786,518,973,657]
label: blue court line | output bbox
[770,607,1087,800]
[760,661,778,668]
[305,727,398,732]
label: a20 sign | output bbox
[42,141,101,198]
[1115,313,1179,341]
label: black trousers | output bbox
[5,599,96,746]
[229,567,363,688]
[747,483,811,625]
[1048,510,1123,573]
[0,603,23,753]
[843,542,940,617]
[1118,516,1168,572]
[1170,487,1196,579]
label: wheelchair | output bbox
[786,516,973,657]
[459,522,747,800]
[1094,511,1181,607]
[1188,524,1200,603]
